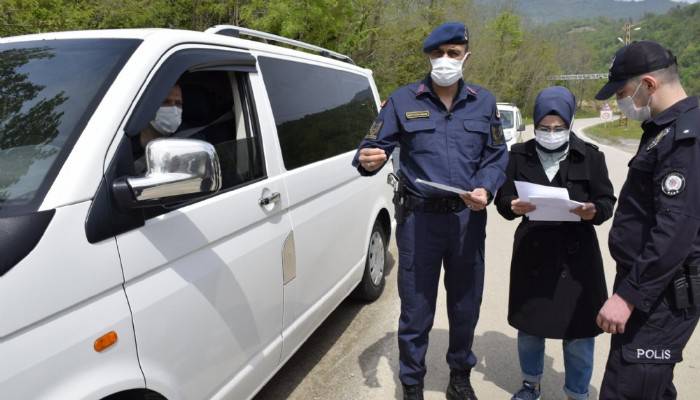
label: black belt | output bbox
[400,193,466,213]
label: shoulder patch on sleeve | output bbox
[491,123,505,146]
[366,118,383,140]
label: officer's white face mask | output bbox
[430,54,468,87]
[535,128,570,151]
[150,106,182,135]
[617,81,652,122]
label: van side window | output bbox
[258,57,377,170]
[178,71,264,189]
[135,71,265,218]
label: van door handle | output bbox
[259,192,281,207]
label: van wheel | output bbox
[352,220,387,302]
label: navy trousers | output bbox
[396,208,486,385]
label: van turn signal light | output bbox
[94,331,118,352]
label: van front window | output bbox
[499,110,515,129]
[0,39,140,216]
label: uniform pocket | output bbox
[463,119,490,135]
[621,300,686,364]
[628,155,655,172]
[458,119,489,160]
[402,119,436,133]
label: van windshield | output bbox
[0,39,140,216]
[499,110,515,129]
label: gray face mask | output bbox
[150,106,182,135]
[617,81,652,122]
[535,129,570,150]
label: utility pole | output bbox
[617,21,642,127]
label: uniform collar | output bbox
[413,76,478,101]
[643,96,699,129]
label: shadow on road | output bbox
[359,329,600,399]
[254,252,397,399]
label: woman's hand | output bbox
[570,202,597,221]
[511,198,536,215]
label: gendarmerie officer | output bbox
[352,22,508,400]
[594,40,700,399]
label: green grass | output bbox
[576,109,601,119]
[584,120,643,140]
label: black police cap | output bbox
[595,40,677,100]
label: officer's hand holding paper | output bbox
[415,179,487,211]
[514,180,583,221]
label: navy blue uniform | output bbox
[600,97,700,400]
[352,77,507,385]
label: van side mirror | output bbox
[113,138,222,208]
[518,123,526,132]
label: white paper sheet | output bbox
[415,178,468,195]
[514,181,583,221]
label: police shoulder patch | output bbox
[366,118,383,140]
[661,171,686,196]
[491,124,505,146]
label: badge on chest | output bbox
[646,127,671,151]
[405,111,430,119]
[662,171,686,196]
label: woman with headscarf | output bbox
[495,86,616,400]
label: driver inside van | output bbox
[133,84,183,173]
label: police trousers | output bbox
[600,294,699,400]
[396,208,486,385]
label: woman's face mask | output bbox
[430,53,468,87]
[535,127,570,151]
[150,106,182,135]
[617,80,652,122]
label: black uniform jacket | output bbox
[609,96,700,313]
[495,133,617,339]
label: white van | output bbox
[0,26,394,400]
[496,102,525,149]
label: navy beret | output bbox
[423,22,469,53]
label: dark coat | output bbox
[495,133,616,339]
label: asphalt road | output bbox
[255,118,700,400]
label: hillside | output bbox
[478,0,686,23]
[538,3,700,96]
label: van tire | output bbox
[352,220,387,302]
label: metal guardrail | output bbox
[549,73,609,81]
[205,25,355,65]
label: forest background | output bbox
[2,0,698,117]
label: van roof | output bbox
[0,28,371,75]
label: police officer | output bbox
[594,40,700,399]
[352,22,508,400]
